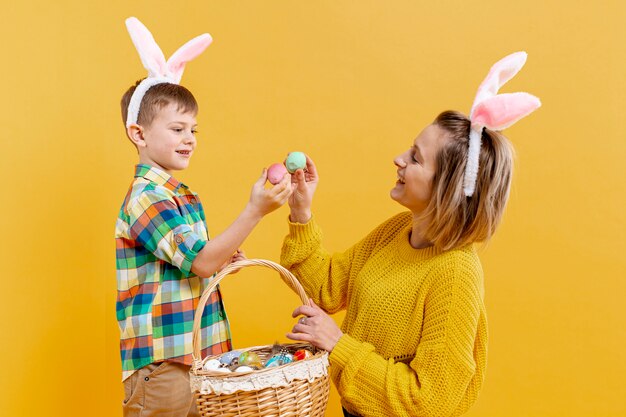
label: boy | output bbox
[116,18,292,417]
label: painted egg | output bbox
[239,351,262,367]
[285,152,307,173]
[219,350,241,365]
[267,163,288,185]
[234,365,254,373]
[293,349,313,361]
[214,367,232,373]
[202,359,222,371]
[264,355,284,368]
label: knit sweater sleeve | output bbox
[330,257,485,417]
[280,214,407,314]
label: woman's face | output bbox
[390,124,450,213]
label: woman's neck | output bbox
[410,212,434,249]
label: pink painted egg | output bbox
[267,163,288,185]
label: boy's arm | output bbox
[191,170,292,278]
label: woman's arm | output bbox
[325,260,486,417]
[282,212,408,314]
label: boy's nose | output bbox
[184,134,196,145]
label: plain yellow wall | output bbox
[1,1,624,416]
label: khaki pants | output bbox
[123,362,200,417]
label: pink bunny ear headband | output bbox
[463,51,541,197]
[125,17,212,128]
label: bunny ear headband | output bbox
[463,51,541,197]
[125,17,213,128]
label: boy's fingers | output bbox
[271,174,291,195]
[256,168,268,186]
[279,180,293,196]
[273,187,291,205]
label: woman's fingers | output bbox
[304,155,318,181]
[287,306,343,351]
[286,331,314,342]
[291,304,320,319]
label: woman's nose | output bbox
[394,155,406,168]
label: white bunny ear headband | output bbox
[125,17,212,128]
[463,51,541,197]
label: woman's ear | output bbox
[126,124,146,148]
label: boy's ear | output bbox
[126,124,147,148]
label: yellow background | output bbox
[1,1,624,416]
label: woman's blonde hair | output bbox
[422,110,515,251]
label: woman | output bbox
[281,52,540,417]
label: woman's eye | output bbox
[412,154,420,164]
[191,129,198,134]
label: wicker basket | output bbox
[190,259,331,417]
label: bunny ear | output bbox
[166,34,213,83]
[126,17,168,78]
[471,92,541,131]
[470,51,528,117]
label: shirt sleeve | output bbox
[329,259,485,417]
[127,188,207,277]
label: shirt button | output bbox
[175,235,184,244]
[190,197,197,205]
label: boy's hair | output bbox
[422,110,515,251]
[120,79,198,129]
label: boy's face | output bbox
[137,103,198,173]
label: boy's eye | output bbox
[412,154,420,164]
[191,129,198,134]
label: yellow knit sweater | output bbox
[280,212,488,417]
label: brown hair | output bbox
[422,110,515,251]
[120,80,198,129]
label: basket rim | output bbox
[192,342,325,377]
[191,259,312,362]
[190,350,330,396]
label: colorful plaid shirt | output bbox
[115,164,232,381]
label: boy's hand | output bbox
[231,249,247,263]
[218,249,246,274]
[288,154,318,223]
[248,169,293,217]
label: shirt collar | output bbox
[134,164,188,192]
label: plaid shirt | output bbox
[115,164,231,381]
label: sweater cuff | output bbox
[287,215,322,242]
[330,333,363,370]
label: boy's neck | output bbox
[137,161,181,183]
[138,155,173,176]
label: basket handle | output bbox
[192,258,310,361]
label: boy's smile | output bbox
[135,103,198,173]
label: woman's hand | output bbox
[287,299,343,351]
[288,154,319,223]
